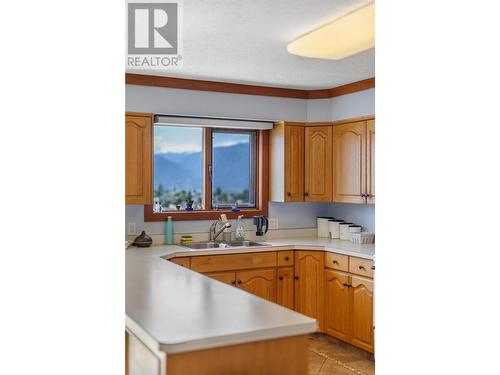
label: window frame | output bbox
[144,127,269,221]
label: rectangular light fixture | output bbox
[287,2,374,60]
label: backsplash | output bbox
[326,203,375,232]
[125,201,329,236]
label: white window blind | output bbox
[154,114,274,130]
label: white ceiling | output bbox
[127,0,375,90]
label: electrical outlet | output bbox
[268,218,279,230]
[127,222,137,235]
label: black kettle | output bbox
[253,215,269,236]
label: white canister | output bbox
[317,217,335,237]
[339,222,353,240]
[328,219,344,239]
[348,225,362,238]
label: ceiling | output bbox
[127,0,375,90]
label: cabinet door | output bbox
[333,121,366,204]
[236,268,277,302]
[366,119,375,204]
[294,251,325,330]
[350,276,374,353]
[284,126,305,201]
[304,126,333,202]
[125,113,152,204]
[325,270,351,342]
[205,271,236,286]
[277,267,294,309]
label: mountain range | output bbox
[154,143,250,193]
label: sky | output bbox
[154,125,250,154]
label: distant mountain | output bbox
[154,143,250,193]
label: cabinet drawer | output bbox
[325,252,348,272]
[277,250,294,266]
[349,257,374,278]
[169,257,191,269]
[191,252,277,273]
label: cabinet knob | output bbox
[279,276,284,280]
[287,192,291,196]
[359,265,365,270]
[304,192,309,197]
[371,265,375,270]
[333,260,338,264]
[294,276,299,280]
[237,280,242,284]
[284,256,290,261]
[231,280,236,285]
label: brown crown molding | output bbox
[125,73,375,100]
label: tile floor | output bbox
[308,334,374,375]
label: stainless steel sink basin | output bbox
[181,240,268,250]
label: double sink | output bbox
[182,240,268,250]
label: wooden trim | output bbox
[126,73,308,99]
[144,130,269,222]
[203,128,212,210]
[304,116,375,127]
[126,73,375,99]
[307,78,375,99]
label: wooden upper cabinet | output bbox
[350,276,374,353]
[236,268,277,302]
[125,113,153,204]
[325,270,350,342]
[284,126,305,201]
[366,119,375,204]
[277,267,295,310]
[304,126,333,202]
[294,251,325,331]
[333,121,366,204]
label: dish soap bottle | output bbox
[165,216,173,245]
[235,215,246,241]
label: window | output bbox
[146,124,269,221]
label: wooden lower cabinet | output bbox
[205,271,236,286]
[277,267,295,309]
[294,251,325,331]
[324,270,350,342]
[237,268,276,302]
[350,276,374,353]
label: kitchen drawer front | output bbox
[169,256,191,269]
[349,257,374,278]
[325,252,348,272]
[277,250,294,266]
[191,252,277,273]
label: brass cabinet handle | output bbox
[279,276,284,281]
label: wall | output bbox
[126,84,375,235]
[326,203,375,232]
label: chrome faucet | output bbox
[209,220,232,241]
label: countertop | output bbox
[125,237,374,356]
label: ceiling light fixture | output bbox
[287,2,375,60]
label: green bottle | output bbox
[165,216,173,244]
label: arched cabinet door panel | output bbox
[236,268,277,302]
[350,276,374,353]
[325,270,350,342]
[305,126,333,202]
[333,121,366,204]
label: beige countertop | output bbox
[125,237,374,356]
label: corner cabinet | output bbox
[305,126,333,202]
[333,119,375,204]
[125,112,153,204]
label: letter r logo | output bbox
[128,3,178,54]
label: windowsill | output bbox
[143,205,268,221]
